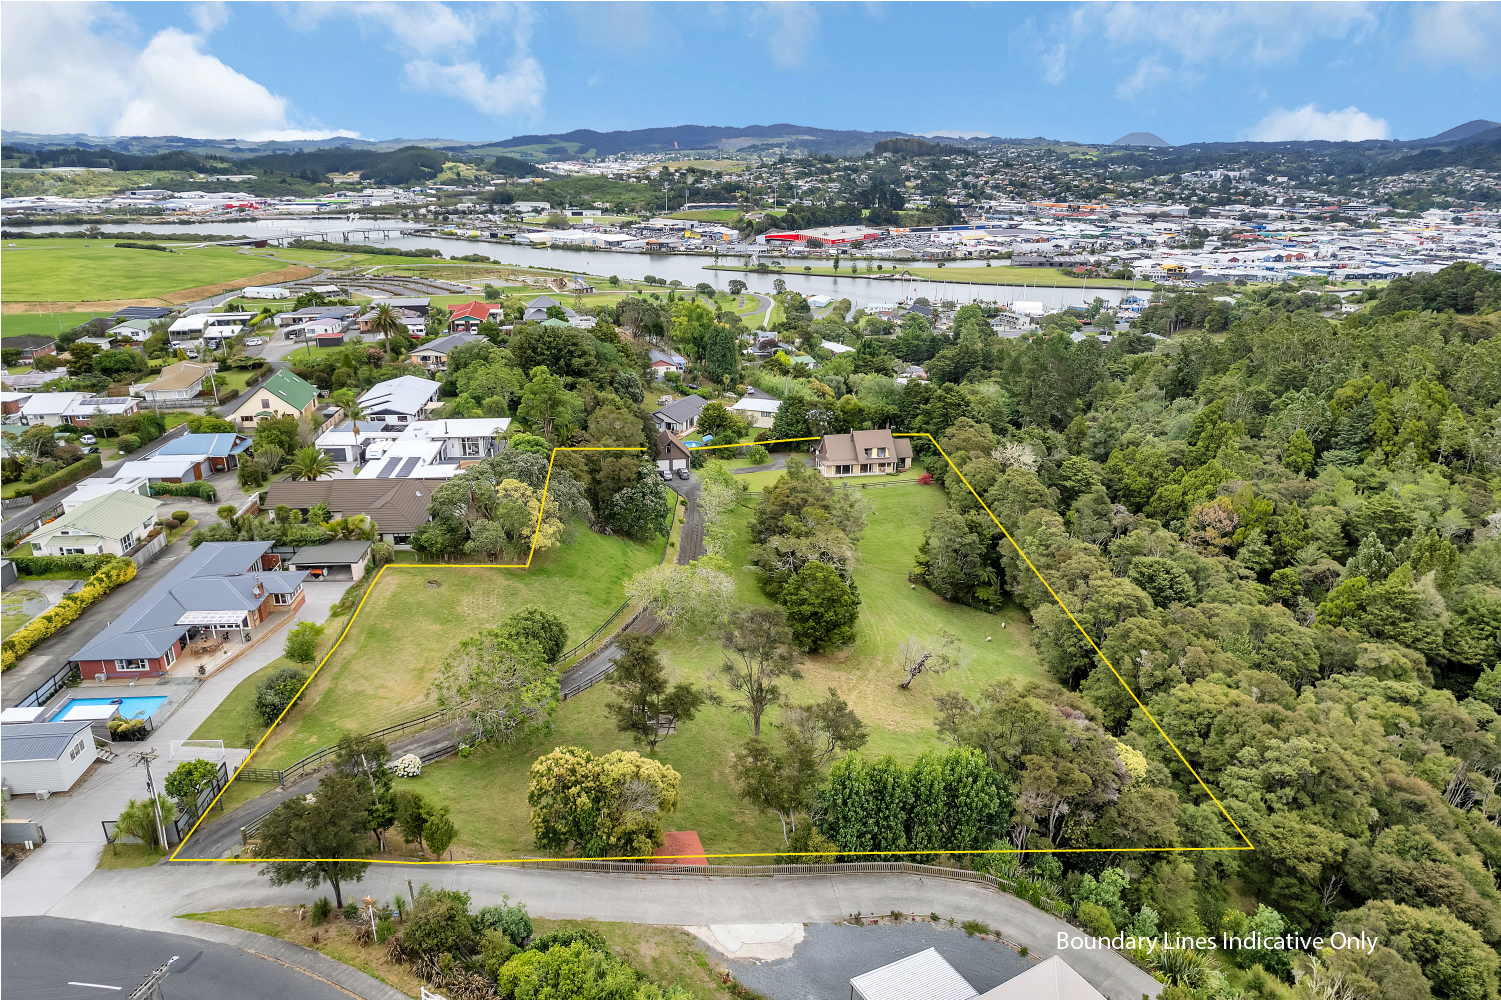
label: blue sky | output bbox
[2,2,1497,145]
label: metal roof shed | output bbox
[850,948,978,1000]
[1,720,95,796]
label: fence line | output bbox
[16,661,78,709]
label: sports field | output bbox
[0,240,317,303]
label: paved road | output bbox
[0,917,350,1000]
[672,477,703,565]
[41,865,1161,1000]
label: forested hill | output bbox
[749,262,1501,997]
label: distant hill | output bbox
[1112,132,1171,147]
[1420,119,1501,144]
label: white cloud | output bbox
[1115,58,1179,98]
[753,2,820,68]
[0,2,353,140]
[1249,105,1389,141]
[308,2,546,120]
[1410,1,1501,75]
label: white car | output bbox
[79,434,97,445]
[245,337,265,346]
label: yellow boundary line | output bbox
[173,436,1251,863]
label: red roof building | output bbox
[447,301,503,333]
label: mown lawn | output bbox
[2,311,98,337]
[0,240,303,302]
[249,528,662,769]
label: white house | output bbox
[167,312,253,343]
[728,387,781,429]
[241,286,292,299]
[357,376,442,427]
[0,719,95,796]
[64,476,152,511]
[27,490,159,557]
[358,418,512,479]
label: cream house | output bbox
[223,369,320,429]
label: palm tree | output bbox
[288,445,336,481]
[368,302,404,357]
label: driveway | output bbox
[671,477,703,565]
[730,452,789,477]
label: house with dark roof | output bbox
[811,429,913,477]
[648,349,687,379]
[69,541,306,681]
[522,295,570,323]
[651,394,708,433]
[446,302,503,333]
[656,431,692,475]
[267,478,444,547]
[413,332,486,373]
[6,336,57,362]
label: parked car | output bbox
[676,468,690,480]
[660,468,673,481]
[657,395,672,406]
[80,446,99,454]
[79,434,97,445]
[245,337,265,346]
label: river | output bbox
[14,219,1144,311]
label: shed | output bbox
[269,540,373,582]
[850,948,978,1000]
[1,720,95,796]
[976,956,1105,999]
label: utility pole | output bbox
[129,955,178,1000]
[130,748,169,851]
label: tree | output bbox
[623,562,735,633]
[604,464,671,539]
[728,279,747,296]
[429,625,560,744]
[164,759,218,812]
[1283,428,1315,474]
[255,667,309,724]
[719,607,801,735]
[781,561,861,651]
[286,445,336,481]
[527,747,682,857]
[606,634,707,753]
[783,689,868,765]
[732,731,820,843]
[1127,557,1197,607]
[517,366,573,439]
[253,414,302,457]
[396,790,430,852]
[256,773,373,908]
[705,323,740,385]
[669,300,715,362]
[424,806,458,860]
[896,628,960,689]
[283,621,325,664]
[367,302,406,356]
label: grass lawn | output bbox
[0,240,315,303]
[180,908,738,1000]
[96,843,167,869]
[670,209,742,223]
[192,660,297,751]
[1,311,98,337]
[246,528,662,769]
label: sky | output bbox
[2,1,1498,147]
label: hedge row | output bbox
[1,556,137,671]
[149,481,218,501]
[8,554,113,577]
[21,454,103,501]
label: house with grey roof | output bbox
[153,432,252,473]
[1,719,95,795]
[811,429,913,477]
[69,541,306,681]
[357,375,441,427]
[651,394,709,434]
[413,332,486,373]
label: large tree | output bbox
[429,623,560,744]
[606,634,707,753]
[719,607,801,735]
[781,561,861,652]
[256,773,373,908]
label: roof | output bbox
[649,349,685,366]
[271,540,373,566]
[155,433,250,458]
[0,720,93,762]
[405,418,511,438]
[112,456,204,479]
[19,392,85,417]
[71,542,307,662]
[357,375,442,416]
[266,478,446,534]
[657,431,691,462]
[30,490,158,544]
[111,306,172,320]
[849,948,978,1000]
[976,956,1106,1000]
[253,369,319,412]
[653,395,709,423]
[420,332,486,355]
[815,429,913,465]
[447,302,495,321]
[5,335,57,349]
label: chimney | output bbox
[253,577,264,598]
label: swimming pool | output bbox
[53,696,167,722]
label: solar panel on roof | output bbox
[376,457,402,478]
[397,457,422,477]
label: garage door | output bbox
[322,448,348,462]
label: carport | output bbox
[270,540,373,582]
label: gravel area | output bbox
[712,920,1034,1000]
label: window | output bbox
[876,447,888,458]
[163,645,176,667]
[398,415,409,422]
[860,463,873,473]
[115,659,149,672]
[120,533,135,550]
[60,547,85,556]
[461,438,482,457]
[273,591,294,605]
[834,464,852,475]
[70,739,86,761]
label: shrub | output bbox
[375,918,395,944]
[19,453,103,500]
[163,519,181,530]
[8,554,108,576]
[164,758,218,810]
[171,510,191,523]
[117,434,142,454]
[109,717,150,741]
[253,667,309,724]
[1077,901,1117,937]
[342,902,359,921]
[311,896,333,925]
[480,929,518,978]
[404,886,478,958]
[370,541,395,568]
[149,481,217,501]
[525,928,607,954]
[392,753,422,778]
[476,895,533,947]
[918,472,933,485]
[748,444,770,465]
[283,621,325,665]
[2,556,136,671]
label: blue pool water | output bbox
[54,696,167,722]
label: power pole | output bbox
[130,748,169,851]
[129,955,178,1000]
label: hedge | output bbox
[149,481,218,501]
[8,554,112,577]
[21,454,103,501]
[1,556,137,671]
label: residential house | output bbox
[413,332,485,373]
[282,314,349,343]
[811,429,912,477]
[6,336,57,362]
[153,432,252,473]
[648,349,687,379]
[357,375,441,428]
[267,478,445,547]
[522,295,568,322]
[1,391,29,416]
[267,540,373,582]
[63,477,151,511]
[105,318,154,342]
[356,306,425,338]
[167,311,253,347]
[651,394,709,434]
[223,369,320,429]
[275,305,358,329]
[68,541,306,681]
[368,296,430,316]
[27,490,160,558]
[445,302,503,333]
[315,420,397,464]
[110,306,173,322]
[0,720,95,795]
[656,431,691,475]
[113,454,212,483]
[17,393,140,428]
[131,361,215,405]
[358,418,511,479]
[727,387,780,429]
